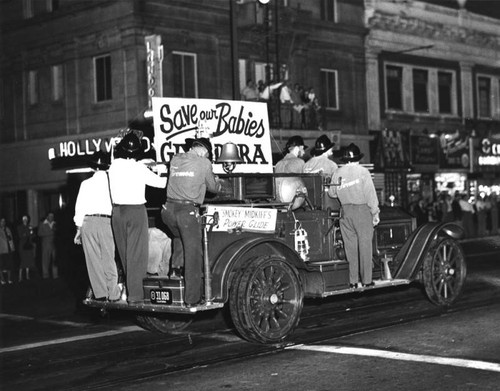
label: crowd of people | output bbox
[408,191,500,238]
[241,79,323,130]
[0,213,56,285]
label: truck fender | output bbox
[211,237,305,302]
[393,222,464,280]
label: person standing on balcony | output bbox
[109,132,167,304]
[240,79,259,101]
[275,135,307,173]
[328,143,380,289]
[73,151,123,302]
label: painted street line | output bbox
[0,325,143,354]
[288,344,500,373]
[0,313,90,327]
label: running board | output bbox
[82,298,225,314]
[308,279,412,298]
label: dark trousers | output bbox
[112,204,148,302]
[161,202,203,305]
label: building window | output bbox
[320,0,337,22]
[385,62,457,116]
[386,65,403,111]
[51,64,63,101]
[478,76,491,118]
[438,71,453,114]
[320,69,338,110]
[94,55,112,102]
[413,69,429,113]
[172,52,197,98]
[23,0,34,18]
[28,70,38,105]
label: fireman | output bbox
[161,137,222,307]
[275,135,307,173]
[109,132,167,304]
[303,134,338,178]
[328,143,380,288]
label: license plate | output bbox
[150,289,172,305]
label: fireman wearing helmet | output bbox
[275,135,308,173]
[161,137,222,307]
[303,134,338,178]
[328,143,380,288]
[109,132,167,304]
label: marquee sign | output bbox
[145,35,163,109]
[152,97,273,174]
[477,138,500,167]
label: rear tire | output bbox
[135,314,192,333]
[423,238,466,306]
[229,255,303,344]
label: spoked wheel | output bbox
[229,255,304,344]
[135,314,193,333]
[423,238,467,306]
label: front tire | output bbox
[229,255,304,344]
[423,238,466,306]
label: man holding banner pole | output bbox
[161,137,222,307]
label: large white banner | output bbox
[152,97,273,173]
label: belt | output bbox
[87,214,111,218]
[166,198,200,207]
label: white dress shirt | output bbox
[108,158,167,205]
[73,171,113,227]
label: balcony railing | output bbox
[265,100,324,130]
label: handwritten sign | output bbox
[206,206,277,233]
[152,97,273,173]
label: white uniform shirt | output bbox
[108,158,167,205]
[329,162,380,216]
[73,171,113,227]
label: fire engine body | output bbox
[84,172,466,344]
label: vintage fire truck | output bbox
[84,171,467,345]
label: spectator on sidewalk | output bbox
[459,194,475,238]
[16,215,36,282]
[475,194,487,237]
[451,191,462,222]
[38,212,58,279]
[0,217,15,284]
[490,194,499,234]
